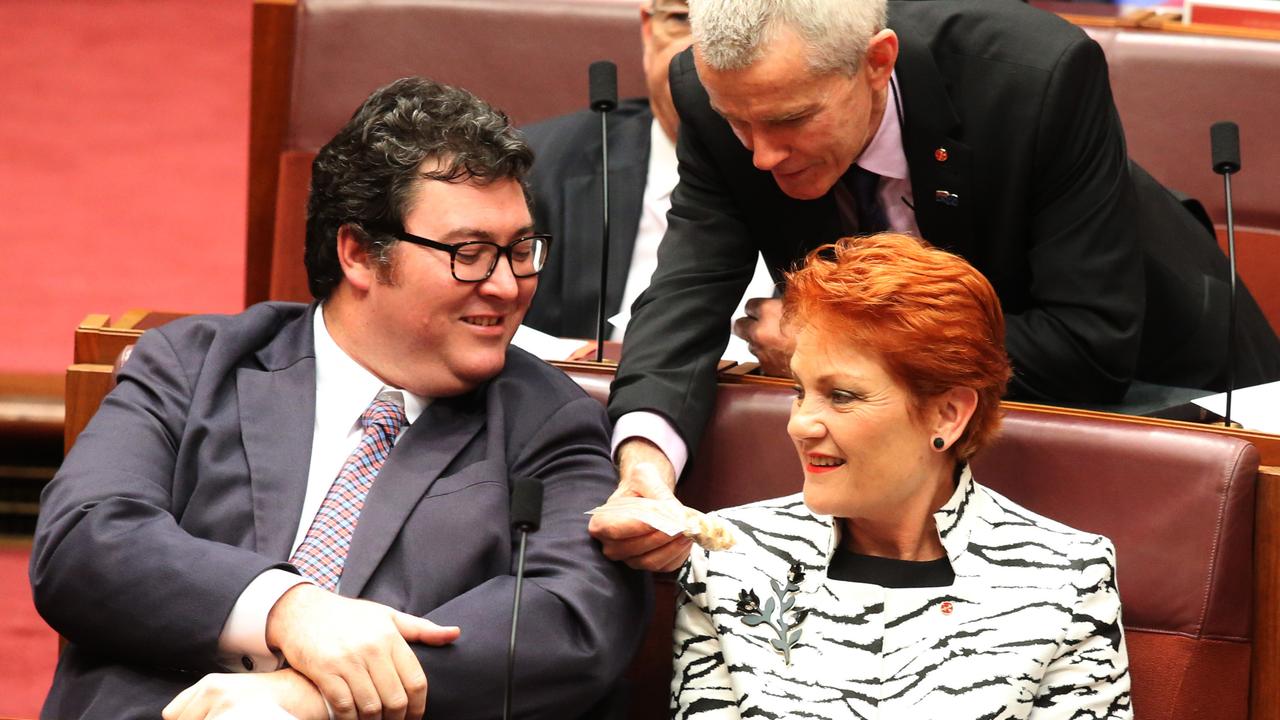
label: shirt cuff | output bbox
[611,411,688,479]
[217,569,312,673]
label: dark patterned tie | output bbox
[848,165,889,234]
[291,398,406,591]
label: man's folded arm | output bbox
[217,569,313,672]
[412,395,649,720]
[30,328,285,671]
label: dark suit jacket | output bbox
[610,0,1280,456]
[31,302,647,720]
[523,98,653,339]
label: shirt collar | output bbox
[646,117,680,200]
[853,71,908,181]
[933,464,978,564]
[313,304,429,427]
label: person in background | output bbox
[31,76,645,720]
[521,0,774,342]
[671,233,1132,719]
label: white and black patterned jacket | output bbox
[672,468,1133,719]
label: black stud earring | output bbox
[932,437,945,450]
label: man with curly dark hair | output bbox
[32,76,646,720]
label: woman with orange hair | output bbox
[671,234,1132,719]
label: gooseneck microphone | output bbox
[1210,121,1241,427]
[503,477,544,720]
[588,61,619,362]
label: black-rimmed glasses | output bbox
[381,228,552,282]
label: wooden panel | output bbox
[72,311,188,366]
[246,0,298,307]
[1217,226,1280,336]
[64,364,115,454]
[268,150,315,302]
[73,314,149,366]
[0,372,64,399]
[1254,466,1280,720]
[1058,6,1280,40]
[999,400,1280,467]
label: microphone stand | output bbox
[588,61,619,362]
[1210,120,1241,427]
[1222,170,1237,427]
[503,478,543,720]
[503,530,531,720]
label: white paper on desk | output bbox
[511,324,590,361]
[1192,380,1280,434]
[608,257,777,365]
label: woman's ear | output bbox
[929,386,978,452]
[336,224,377,292]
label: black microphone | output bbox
[1211,122,1240,175]
[588,61,619,113]
[588,61,618,362]
[503,477,543,720]
[1210,121,1241,427]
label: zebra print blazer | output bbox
[672,467,1132,719]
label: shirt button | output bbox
[242,655,255,671]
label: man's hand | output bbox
[588,438,693,572]
[265,584,461,720]
[163,669,325,720]
[732,297,795,377]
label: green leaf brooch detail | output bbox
[736,562,808,664]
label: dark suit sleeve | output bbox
[608,72,760,456]
[415,394,648,720]
[29,328,283,670]
[1004,37,1143,401]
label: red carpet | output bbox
[0,2,251,715]
[0,545,56,719]
[0,0,251,376]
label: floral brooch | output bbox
[736,562,809,664]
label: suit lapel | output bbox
[238,308,318,561]
[892,19,975,259]
[339,393,486,598]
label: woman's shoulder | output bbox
[967,480,1118,568]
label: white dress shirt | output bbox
[612,79,915,477]
[216,305,429,672]
[613,119,777,342]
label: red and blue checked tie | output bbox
[291,398,406,591]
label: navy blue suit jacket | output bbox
[32,302,647,719]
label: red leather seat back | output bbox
[977,411,1257,720]
[1081,24,1280,331]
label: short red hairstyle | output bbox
[783,233,1011,460]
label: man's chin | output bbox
[773,171,835,201]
